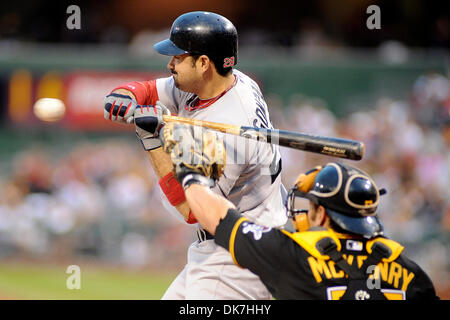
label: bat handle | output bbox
[162,115,242,135]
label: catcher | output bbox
[156,122,439,300]
[103,11,286,299]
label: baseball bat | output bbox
[162,115,365,160]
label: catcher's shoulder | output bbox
[281,227,343,259]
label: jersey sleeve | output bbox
[215,209,286,291]
[156,76,192,115]
[400,256,440,300]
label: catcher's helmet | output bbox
[154,11,238,68]
[289,162,385,238]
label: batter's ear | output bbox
[195,55,212,72]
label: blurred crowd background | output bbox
[0,0,449,298]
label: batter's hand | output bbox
[134,101,171,150]
[103,93,137,124]
[160,123,226,189]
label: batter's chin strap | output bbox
[316,237,391,300]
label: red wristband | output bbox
[186,211,198,224]
[112,80,157,106]
[159,172,186,206]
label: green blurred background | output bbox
[0,0,448,299]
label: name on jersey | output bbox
[250,82,271,129]
[307,254,415,291]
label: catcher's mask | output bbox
[287,162,386,239]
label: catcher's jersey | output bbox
[155,70,287,228]
[215,209,439,300]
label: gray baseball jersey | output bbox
[156,69,287,228]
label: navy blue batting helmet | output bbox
[154,11,238,69]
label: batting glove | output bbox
[134,101,171,151]
[103,93,137,124]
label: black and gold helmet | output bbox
[287,162,385,238]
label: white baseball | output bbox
[33,98,66,122]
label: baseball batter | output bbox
[103,11,287,299]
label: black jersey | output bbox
[214,209,439,300]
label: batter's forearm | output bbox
[184,184,235,235]
[147,147,174,176]
[147,148,191,219]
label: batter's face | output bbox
[167,54,202,93]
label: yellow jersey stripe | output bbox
[229,217,248,268]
